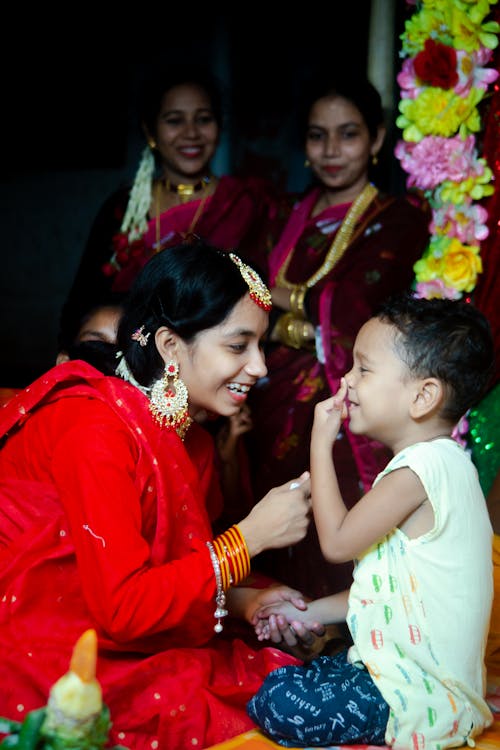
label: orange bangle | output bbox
[224,530,244,582]
[226,526,250,581]
[213,526,251,587]
[231,525,251,578]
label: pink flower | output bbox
[451,414,470,449]
[430,202,489,243]
[455,47,499,96]
[397,58,422,99]
[414,279,462,300]
[394,134,482,190]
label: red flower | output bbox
[414,39,458,89]
[116,248,130,265]
[112,232,130,252]
[129,238,147,259]
[102,262,117,277]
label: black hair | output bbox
[298,71,384,141]
[58,297,123,357]
[139,64,224,136]
[117,240,255,387]
[63,340,120,376]
[377,292,494,422]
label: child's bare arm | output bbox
[253,591,349,643]
[311,379,428,562]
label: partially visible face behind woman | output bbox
[154,82,220,183]
[77,305,122,344]
[174,294,268,420]
[305,94,384,205]
[56,304,123,365]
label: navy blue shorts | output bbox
[247,648,389,747]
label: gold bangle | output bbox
[286,317,302,350]
[289,285,307,318]
[275,312,308,350]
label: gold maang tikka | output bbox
[228,253,272,311]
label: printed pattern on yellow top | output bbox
[348,439,493,749]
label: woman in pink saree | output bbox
[246,73,431,601]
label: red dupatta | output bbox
[0,361,216,565]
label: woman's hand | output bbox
[228,584,324,651]
[237,472,311,557]
[245,584,308,623]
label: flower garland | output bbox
[394,0,499,301]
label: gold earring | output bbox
[371,154,378,166]
[147,138,157,150]
[304,159,310,168]
[149,360,192,440]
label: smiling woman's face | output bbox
[174,294,268,420]
[306,94,382,204]
[153,82,220,184]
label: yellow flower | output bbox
[414,245,445,282]
[449,1,500,48]
[401,7,448,55]
[398,0,498,301]
[438,165,494,203]
[446,3,489,50]
[402,1,499,54]
[398,87,483,140]
[441,238,483,291]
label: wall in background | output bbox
[1,3,408,386]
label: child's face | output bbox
[344,317,415,447]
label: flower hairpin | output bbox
[131,325,150,347]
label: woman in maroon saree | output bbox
[60,65,279,348]
[246,74,431,600]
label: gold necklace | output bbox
[163,175,213,204]
[275,183,378,290]
[155,177,213,251]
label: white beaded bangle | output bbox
[206,541,228,633]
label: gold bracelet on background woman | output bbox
[289,285,307,318]
[275,311,311,350]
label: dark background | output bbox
[0,3,410,386]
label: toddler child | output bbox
[247,293,495,749]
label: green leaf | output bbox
[17,709,46,750]
[0,719,22,735]
[0,735,21,747]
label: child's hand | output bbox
[216,405,253,463]
[312,377,349,443]
[255,610,325,646]
[232,403,253,436]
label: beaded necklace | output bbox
[275,182,378,290]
